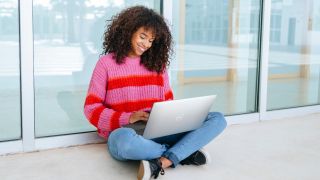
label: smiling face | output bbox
[128,27,155,58]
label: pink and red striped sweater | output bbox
[84,53,174,139]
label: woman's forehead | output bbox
[137,26,155,38]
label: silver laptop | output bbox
[137,95,216,139]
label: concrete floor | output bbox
[0,113,319,180]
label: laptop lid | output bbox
[143,95,216,139]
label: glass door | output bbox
[267,0,320,110]
[171,0,262,115]
[0,0,21,141]
[33,0,162,137]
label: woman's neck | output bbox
[127,51,140,58]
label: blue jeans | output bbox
[107,112,227,167]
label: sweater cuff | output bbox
[119,112,132,126]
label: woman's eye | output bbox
[140,36,145,39]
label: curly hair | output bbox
[102,6,172,73]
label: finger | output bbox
[135,112,147,117]
[139,116,148,121]
[136,111,145,115]
[141,113,149,118]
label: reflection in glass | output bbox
[33,0,161,137]
[0,0,21,141]
[267,0,320,110]
[171,0,261,115]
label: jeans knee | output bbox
[208,112,227,131]
[109,128,135,144]
[108,128,136,160]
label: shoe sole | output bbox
[137,160,151,180]
[199,148,212,165]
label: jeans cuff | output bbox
[163,151,179,168]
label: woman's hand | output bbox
[129,111,150,124]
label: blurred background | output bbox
[0,0,319,142]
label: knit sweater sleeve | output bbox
[163,70,174,100]
[83,58,132,132]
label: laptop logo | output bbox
[175,114,184,121]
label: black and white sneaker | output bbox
[180,149,211,166]
[137,158,165,180]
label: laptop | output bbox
[124,95,216,139]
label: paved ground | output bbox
[0,113,319,180]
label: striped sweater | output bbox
[84,53,174,139]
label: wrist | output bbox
[129,114,135,124]
[119,112,133,126]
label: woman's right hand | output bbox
[129,111,150,124]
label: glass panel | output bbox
[171,0,261,115]
[33,0,161,137]
[267,0,320,110]
[0,0,21,141]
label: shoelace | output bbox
[152,164,165,179]
[160,168,165,175]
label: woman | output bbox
[84,6,227,179]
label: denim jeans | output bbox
[107,112,227,167]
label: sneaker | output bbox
[137,158,165,180]
[180,149,211,166]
